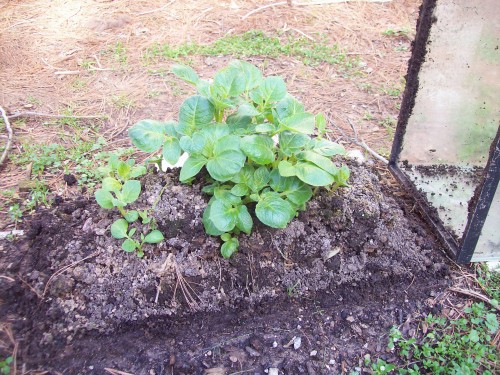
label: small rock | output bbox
[229,355,238,363]
[250,336,263,351]
[245,346,260,357]
[272,341,278,348]
[293,337,302,350]
[328,359,336,365]
[340,310,349,319]
[268,368,279,375]
[346,316,355,323]
[95,228,106,236]
[310,350,318,357]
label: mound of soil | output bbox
[0,163,451,374]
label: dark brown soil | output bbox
[0,163,451,374]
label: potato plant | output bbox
[129,60,349,258]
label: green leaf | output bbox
[128,227,137,237]
[144,230,164,244]
[214,188,241,205]
[196,79,211,97]
[130,165,147,178]
[269,170,312,206]
[221,237,239,259]
[202,205,225,236]
[231,183,249,197]
[255,192,295,228]
[198,126,232,157]
[241,135,275,165]
[486,313,499,333]
[229,60,263,91]
[278,160,296,177]
[316,113,327,135]
[231,165,255,185]
[279,131,311,156]
[178,95,215,136]
[294,162,335,186]
[171,63,199,85]
[111,218,128,239]
[122,239,137,252]
[297,150,339,175]
[102,177,122,192]
[209,199,237,232]
[275,95,305,120]
[179,155,207,182]
[281,113,316,134]
[221,233,232,242]
[124,210,139,222]
[116,161,131,180]
[121,180,141,204]
[226,112,253,135]
[236,205,253,234]
[214,66,246,97]
[128,120,167,152]
[162,137,182,165]
[255,123,276,134]
[311,138,345,156]
[206,136,246,181]
[252,166,271,191]
[468,329,480,343]
[236,103,261,117]
[250,76,287,106]
[95,189,114,209]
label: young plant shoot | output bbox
[128,60,350,258]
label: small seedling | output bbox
[0,356,13,375]
[110,218,164,257]
[8,204,23,225]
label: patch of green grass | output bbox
[143,30,357,69]
[26,95,41,105]
[113,41,127,64]
[379,116,397,140]
[382,28,412,39]
[111,94,134,109]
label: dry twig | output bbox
[7,111,104,120]
[0,106,13,166]
[449,287,500,311]
[104,369,134,375]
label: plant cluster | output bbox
[95,155,164,257]
[385,302,499,374]
[0,356,12,375]
[128,60,349,257]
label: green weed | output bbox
[143,30,356,69]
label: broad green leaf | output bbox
[231,165,255,185]
[255,123,276,133]
[297,150,339,175]
[209,199,237,232]
[128,227,137,237]
[236,205,253,234]
[278,160,296,177]
[207,150,245,181]
[231,183,249,197]
[229,60,263,91]
[236,103,260,117]
[124,210,139,223]
[179,134,206,155]
[196,79,211,97]
[122,239,137,252]
[214,67,246,97]
[144,230,164,244]
[130,165,147,178]
[117,161,131,180]
[255,192,295,228]
[102,177,121,192]
[178,95,215,136]
[269,170,312,206]
[206,135,245,181]
[202,205,225,236]
[112,197,126,207]
[275,95,305,120]
[111,218,128,239]
[221,238,239,259]
[311,138,346,156]
[162,137,182,165]
[179,155,207,182]
[121,180,141,204]
[252,166,271,191]
[241,135,275,165]
[281,113,315,134]
[279,131,311,156]
[221,233,232,242]
[294,162,335,186]
[95,189,114,209]
[129,120,167,152]
[214,188,241,205]
[250,76,287,106]
[316,113,327,135]
[199,126,232,157]
[171,63,199,85]
[164,120,179,138]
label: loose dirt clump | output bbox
[0,163,451,373]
